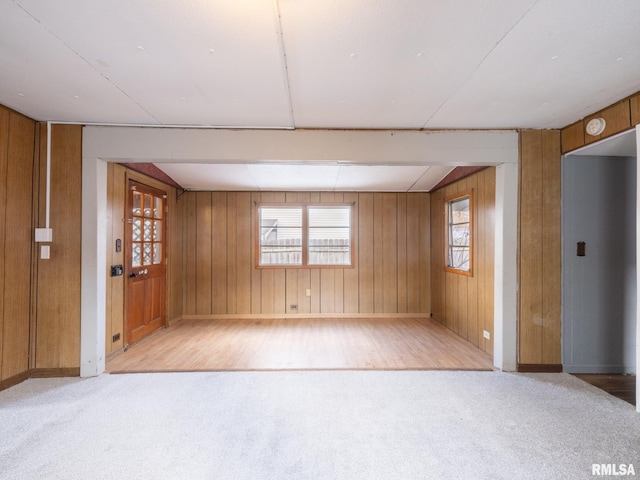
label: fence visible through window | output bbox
[258,204,352,267]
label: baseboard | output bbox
[177,313,431,322]
[563,364,636,375]
[30,368,81,378]
[0,367,80,392]
[107,348,125,362]
[0,370,30,392]
[517,363,563,373]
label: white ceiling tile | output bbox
[0,2,158,123]
[279,0,537,128]
[9,0,293,126]
[426,0,640,128]
[334,165,430,191]
[247,164,340,191]
[156,163,259,191]
[409,166,456,192]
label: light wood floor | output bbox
[107,316,494,373]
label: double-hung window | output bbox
[258,204,353,268]
[445,192,472,275]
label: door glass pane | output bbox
[154,197,163,219]
[143,219,152,241]
[144,194,152,217]
[154,220,162,241]
[133,219,142,242]
[153,244,162,264]
[132,243,141,267]
[143,243,152,265]
[132,192,142,215]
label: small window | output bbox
[259,206,303,266]
[308,206,351,265]
[257,204,353,268]
[445,192,472,275]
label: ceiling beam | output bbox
[83,127,518,167]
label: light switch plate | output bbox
[35,228,53,242]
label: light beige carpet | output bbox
[1,371,639,479]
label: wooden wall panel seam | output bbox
[0,108,10,378]
[3,113,35,377]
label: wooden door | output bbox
[125,180,167,346]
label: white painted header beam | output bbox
[83,126,518,166]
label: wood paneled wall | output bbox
[105,164,182,356]
[180,191,430,316]
[430,167,495,356]
[518,130,561,369]
[32,124,82,372]
[105,164,126,355]
[0,106,35,385]
[0,110,86,388]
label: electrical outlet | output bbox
[112,333,121,342]
[483,330,491,340]
[305,289,311,297]
[290,304,298,310]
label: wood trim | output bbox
[560,120,584,154]
[119,163,183,190]
[0,368,80,392]
[106,347,125,362]
[517,363,562,373]
[30,367,80,378]
[561,90,640,153]
[430,166,488,192]
[0,370,30,392]
[631,93,640,127]
[179,313,430,321]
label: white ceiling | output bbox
[1,0,639,190]
[157,163,455,192]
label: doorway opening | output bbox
[562,129,637,406]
